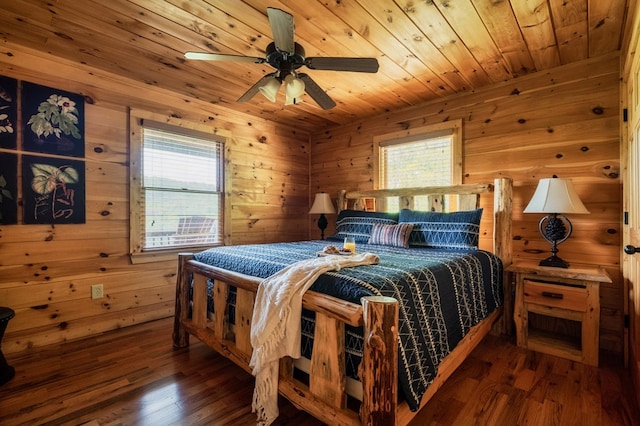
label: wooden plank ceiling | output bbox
[0,0,630,132]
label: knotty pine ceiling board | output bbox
[0,0,631,131]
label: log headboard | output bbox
[338,177,514,334]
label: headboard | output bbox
[338,178,514,334]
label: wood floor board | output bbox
[0,318,637,425]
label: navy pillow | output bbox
[327,210,399,243]
[399,208,483,249]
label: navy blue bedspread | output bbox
[194,240,503,411]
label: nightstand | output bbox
[507,261,611,366]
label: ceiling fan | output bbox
[184,7,379,110]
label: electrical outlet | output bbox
[91,284,104,300]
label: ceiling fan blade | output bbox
[305,57,379,73]
[298,73,336,110]
[237,73,277,103]
[267,8,295,53]
[185,52,264,63]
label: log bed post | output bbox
[359,296,398,425]
[173,253,193,348]
[492,178,513,335]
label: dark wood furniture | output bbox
[0,307,15,386]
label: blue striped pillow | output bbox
[368,222,414,248]
[399,208,483,249]
[327,210,399,243]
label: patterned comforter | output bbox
[193,240,503,411]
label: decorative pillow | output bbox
[368,222,414,248]
[327,210,399,243]
[399,208,483,250]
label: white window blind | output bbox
[380,132,454,211]
[140,123,224,250]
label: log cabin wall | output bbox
[0,43,310,354]
[310,53,623,355]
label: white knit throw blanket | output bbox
[249,252,379,426]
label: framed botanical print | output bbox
[0,152,18,224]
[0,75,17,149]
[22,81,85,157]
[22,154,86,224]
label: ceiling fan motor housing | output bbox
[265,41,306,76]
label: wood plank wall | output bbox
[0,43,310,354]
[310,53,623,354]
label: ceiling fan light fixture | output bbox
[285,93,304,105]
[184,8,378,110]
[284,74,305,99]
[259,76,281,102]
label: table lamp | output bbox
[309,192,336,239]
[523,176,589,268]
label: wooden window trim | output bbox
[129,109,232,264]
[373,119,463,189]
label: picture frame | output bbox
[22,154,86,224]
[22,81,85,157]
[0,152,18,224]
[0,75,17,149]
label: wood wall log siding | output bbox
[310,53,623,354]
[0,43,310,354]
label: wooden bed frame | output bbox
[173,177,513,425]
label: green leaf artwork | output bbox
[0,109,14,134]
[27,94,80,140]
[0,174,13,221]
[22,82,84,157]
[30,163,79,195]
[22,154,85,224]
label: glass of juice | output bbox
[343,237,356,253]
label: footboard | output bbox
[173,253,399,425]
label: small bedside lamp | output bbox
[309,192,336,239]
[524,176,589,268]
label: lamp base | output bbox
[317,213,328,240]
[539,254,569,268]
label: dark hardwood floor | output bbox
[0,317,637,425]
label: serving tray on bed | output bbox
[316,250,354,257]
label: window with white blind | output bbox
[374,120,462,211]
[130,111,228,261]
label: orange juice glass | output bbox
[343,237,356,253]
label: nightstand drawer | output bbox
[523,280,588,311]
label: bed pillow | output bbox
[368,222,414,248]
[327,210,399,243]
[399,208,483,249]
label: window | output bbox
[374,120,462,211]
[130,110,229,262]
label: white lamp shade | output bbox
[524,177,589,214]
[309,193,336,214]
[259,77,281,102]
[285,94,304,105]
[284,74,305,98]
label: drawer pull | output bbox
[542,291,564,299]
